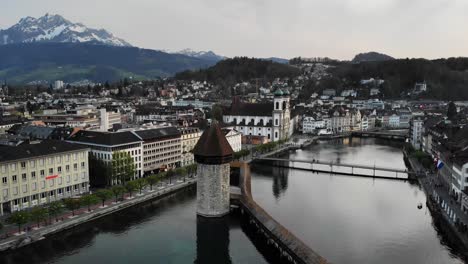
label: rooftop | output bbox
[0,140,89,163]
[68,130,141,146]
[193,122,233,164]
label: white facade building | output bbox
[0,141,89,215]
[222,128,242,152]
[410,117,424,150]
[223,89,292,142]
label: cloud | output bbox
[0,0,467,59]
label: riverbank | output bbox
[0,178,196,252]
[404,151,468,259]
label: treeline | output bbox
[330,57,468,100]
[175,57,301,83]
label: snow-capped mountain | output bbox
[174,48,225,61]
[0,13,131,47]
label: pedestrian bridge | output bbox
[255,157,417,181]
[350,130,408,140]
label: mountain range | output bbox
[0,14,224,84]
[0,13,130,47]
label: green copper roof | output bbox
[274,89,283,96]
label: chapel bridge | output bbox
[255,157,418,181]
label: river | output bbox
[1,187,268,264]
[251,137,465,264]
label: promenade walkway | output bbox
[407,155,468,254]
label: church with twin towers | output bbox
[222,88,293,142]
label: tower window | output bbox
[276,102,279,110]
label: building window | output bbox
[49,168,54,174]
[66,165,70,172]
[2,177,7,184]
[31,171,36,179]
[275,119,279,126]
[276,102,279,110]
[12,175,17,183]
[74,164,78,171]
[21,162,26,169]
[22,173,27,181]
[32,182,37,191]
[40,170,45,177]
[275,132,278,138]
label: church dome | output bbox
[283,89,290,95]
[274,89,284,97]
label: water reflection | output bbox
[251,138,465,264]
[194,216,231,264]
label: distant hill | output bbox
[175,57,300,83]
[352,52,395,63]
[0,13,130,47]
[173,49,225,63]
[0,42,218,84]
[329,57,468,100]
[262,57,289,64]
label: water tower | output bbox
[193,122,234,217]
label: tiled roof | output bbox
[0,140,89,163]
[193,122,233,164]
[224,97,273,117]
[68,130,141,146]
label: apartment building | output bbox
[0,141,90,215]
[134,127,182,174]
[68,130,143,183]
[179,127,201,166]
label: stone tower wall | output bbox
[196,163,230,217]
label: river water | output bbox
[2,137,465,264]
[251,137,465,264]
[1,187,268,264]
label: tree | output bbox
[111,152,136,185]
[125,181,138,197]
[211,104,223,121]
[81,194,99,212]
[8,211,30,233]
[177,167,188,182]
[447,101,457,121]
[89,153,112,187]
[95,189,113,207]
[166,170,175,185]
[30,207,48,228]
[111,185,126,202]
[47,201,64,223]
[63,198,82,216]
[146,175,159,191]
[158,172,167,186]
[187,164,198,177]
[135,178,148,194]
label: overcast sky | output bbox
[1,0,467,60]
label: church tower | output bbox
[193,122,234,217]
[272,89,291,141]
